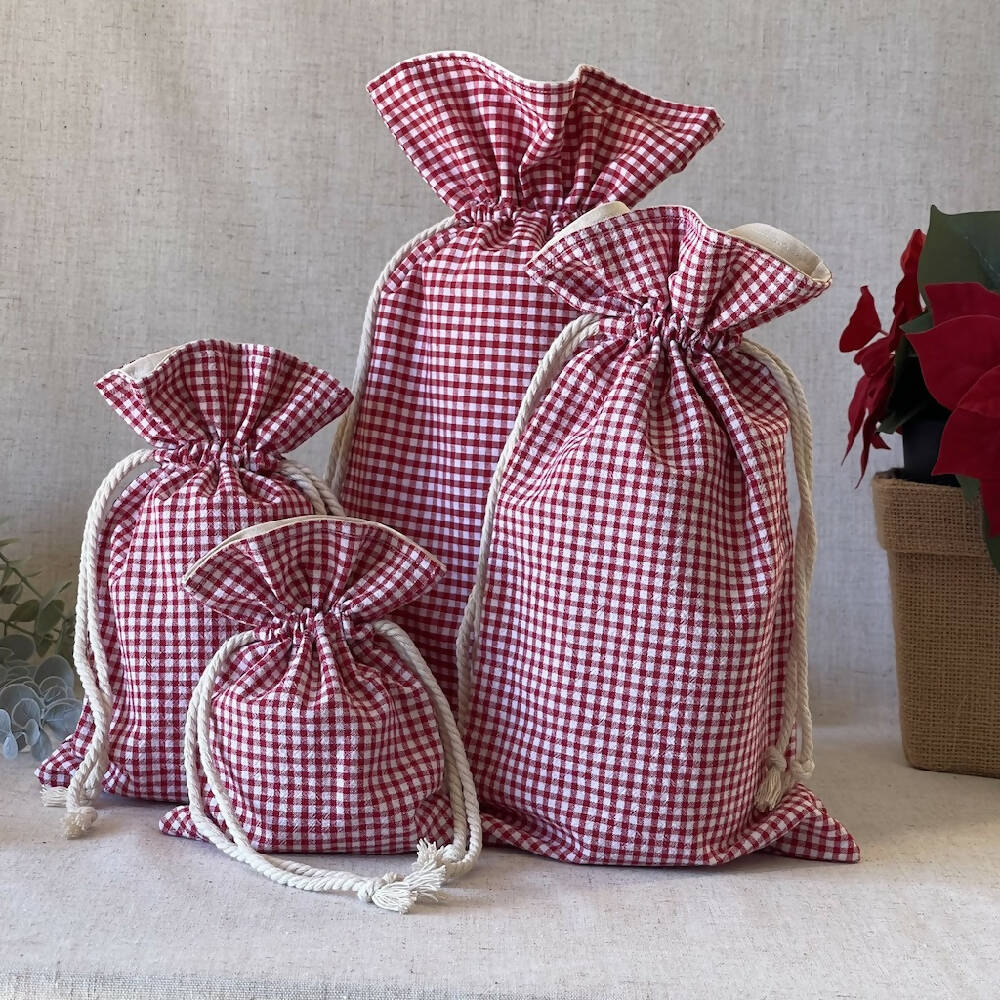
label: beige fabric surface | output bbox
[3,706,999,999]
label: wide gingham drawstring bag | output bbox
[459,205,859,866]
[160,516,480,914]
[36,341,351,836]
[329,51,723,709]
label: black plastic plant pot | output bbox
[900,417,958,486]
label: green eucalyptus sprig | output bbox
[0,530,81,761]
[0,533,74,660]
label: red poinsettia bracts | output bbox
[909,282,1000,532]
[840,230,925,480]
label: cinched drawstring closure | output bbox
[183,622,481,913]
[327,215,460,490]
[44,452,345,837]
[741,339,817,811]
[40,449,155,835]
[279,459,346,517]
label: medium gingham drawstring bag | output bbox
[329,51,723,710]
[36,341,351,836]
[459,205,859,866]
[160,516,480,914]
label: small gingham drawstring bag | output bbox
[36,341,351,836]
[160,516,480,914]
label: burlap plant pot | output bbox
[872,471,1000,778]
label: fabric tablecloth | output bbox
[2,705,998,999]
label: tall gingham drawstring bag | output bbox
[36,341,351,835]
[329,51,723,709]
[160,516,479,914]
[459,206,859,865]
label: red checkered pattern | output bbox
[160,516,451,854]
[462,206,859,865]
[36,341,351,802]
[336,52,723,708]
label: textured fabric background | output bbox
[2,1,998,710]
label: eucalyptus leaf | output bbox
[35,656,74,688]
[918,205,1000,295]
[38,676,70,703]
[31,729,52,762]
[35,600,64,635]
[0,683,37,716]
[2,733,17,759]
[0,635,33,660]
[0,708,10,738]
[8,599,39,624]
[10,695,41,727]
[57,628,74,661]
[4,665,32,683]
[22,717,39,747]
[45,698,83,736]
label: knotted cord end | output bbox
[361,863,447,914]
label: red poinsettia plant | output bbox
[841,205,1000,572]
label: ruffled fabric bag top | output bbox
[458,206,859,866]
[36,341,351,834]
[161,516,480,914]
[329,51,723,709]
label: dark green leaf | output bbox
[57,627,74,662]
[917,205,1000,295]
[7,599,39,623]
[35,600,64,636]
[957,474,981,508]
[901,309,934,335]
[0,584,22,604]
[956,476,1000,577]
[33,635,53,657]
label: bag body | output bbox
[460,206,859,865]
[36,341,351,805]
[159,515,457,855]
[330,52,723,708]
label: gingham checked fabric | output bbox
[35,341,351,802]
[159,516,452,854]
[334,52,723,709]
[461,206,859,865]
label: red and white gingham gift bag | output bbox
[160,516,480,914]
[36,340,351,836]
[458,205,859,866]
[329,52,723,709]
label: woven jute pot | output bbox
[872,471,1000,778]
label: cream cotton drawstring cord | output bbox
[741,339,817,811]
[184,623,481,913]
[326,216,459,491]
[374,621,482,880]
[41,449,154,836]
[279,459,346,516]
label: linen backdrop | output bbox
[2,0,997,716]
